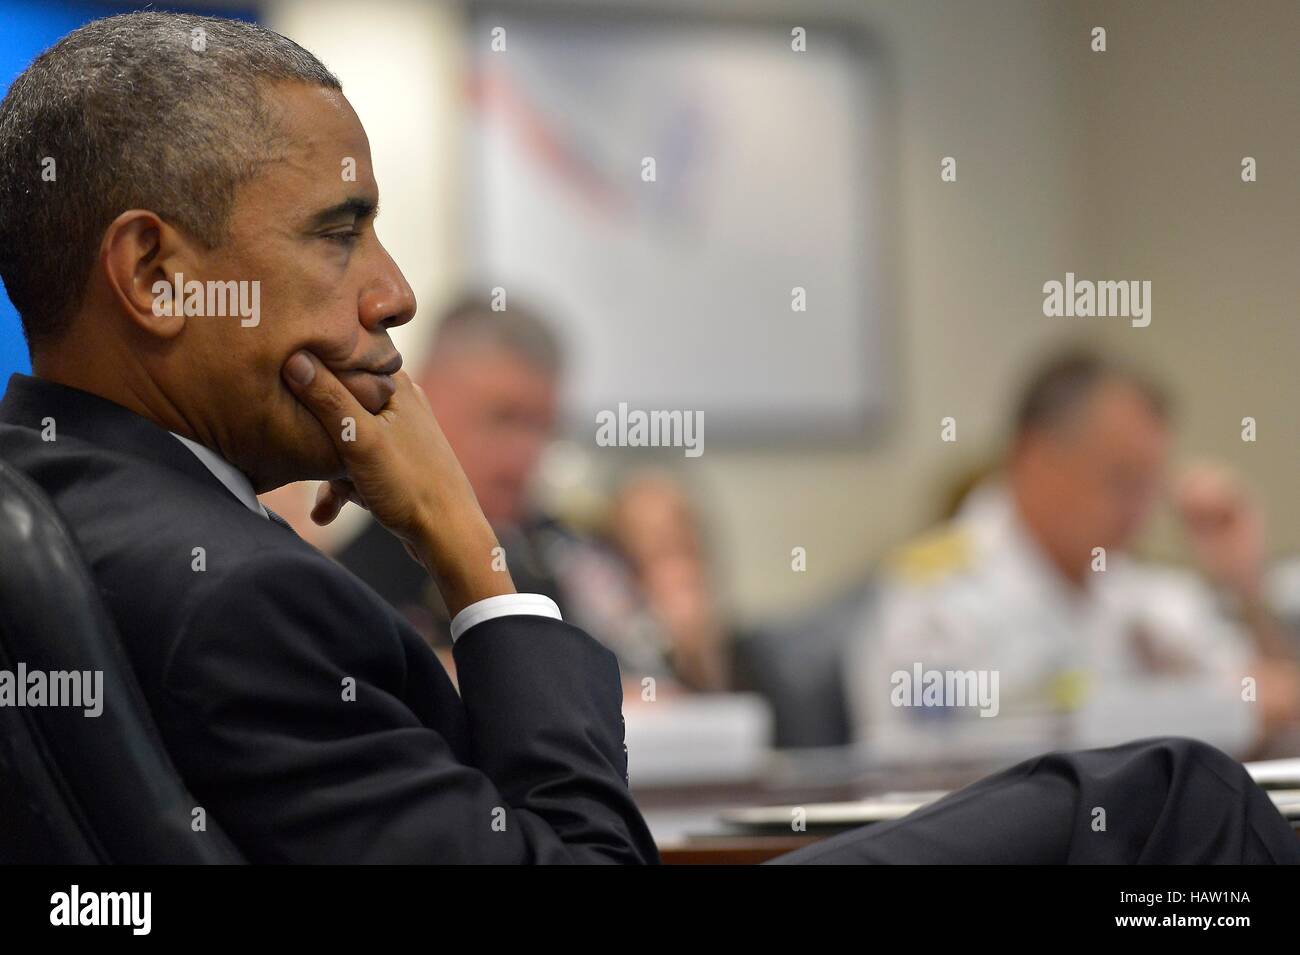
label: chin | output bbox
[297,440,348,483]
[251,425,345,490]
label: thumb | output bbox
[281,350,368,454]
[310,479,360,526]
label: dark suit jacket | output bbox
[0,373,658,864]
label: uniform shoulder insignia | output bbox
[1048,669,1092,711]
[887,526,973,585]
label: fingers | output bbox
[310,480,343,526]
[1176,463,1240,503]
[1174,464,1248,524]
[310,479,364,526]
[282,351,370,454]
[378,369,430,418]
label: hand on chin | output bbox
[333,367,397,415]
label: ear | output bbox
[99,209,196,341]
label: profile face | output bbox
[1040,382,1170,554]
[176,81,416,488]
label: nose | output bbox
[359,242,417,332]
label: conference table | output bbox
[638,746,1300,863]
[633,746,997,864]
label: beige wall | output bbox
[1073,0,1300,569]
[265,0,1298,623]
[690,0,1086,622]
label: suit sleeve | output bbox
[160,550,658,863]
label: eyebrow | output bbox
[304,196,379,231]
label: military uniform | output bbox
[849,483,1258,763]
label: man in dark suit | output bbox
[0,11,655,863]
[1,11,1296,866]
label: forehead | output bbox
[236,83,376,217]
[1077,382,1169,451]
[439,344,556,382]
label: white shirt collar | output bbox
[169,432,269,519]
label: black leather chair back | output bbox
[733,580,874,749]
[0,457,243,863]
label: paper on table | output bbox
[720,788,1300,830]
[720,791,947,829]
[1244,758,1300,788]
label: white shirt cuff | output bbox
[449,593,563,642]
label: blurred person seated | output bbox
[607,472,733,692]
[849,349,1300,763]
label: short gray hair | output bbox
[1014,348,1171,435]
[430,295,565,376]
[0,11,340,349]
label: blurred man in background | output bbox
[850,350,1300,762]
[608,472,732,691]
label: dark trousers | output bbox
[772,737,1300,864]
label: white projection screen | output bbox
[465,8,892,441]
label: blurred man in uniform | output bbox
[850,350,1300,763]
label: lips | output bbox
[353,372,396,412]
[337,353,401,413]
[367,354,403,376]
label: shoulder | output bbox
[4,424,410,683]
[884,523,978,588]
[872,513,1013,643]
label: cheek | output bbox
[280,308,360,364]
[1070,479,1114,534]
[264,263,358,354]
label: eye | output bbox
[323,230,362,247]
